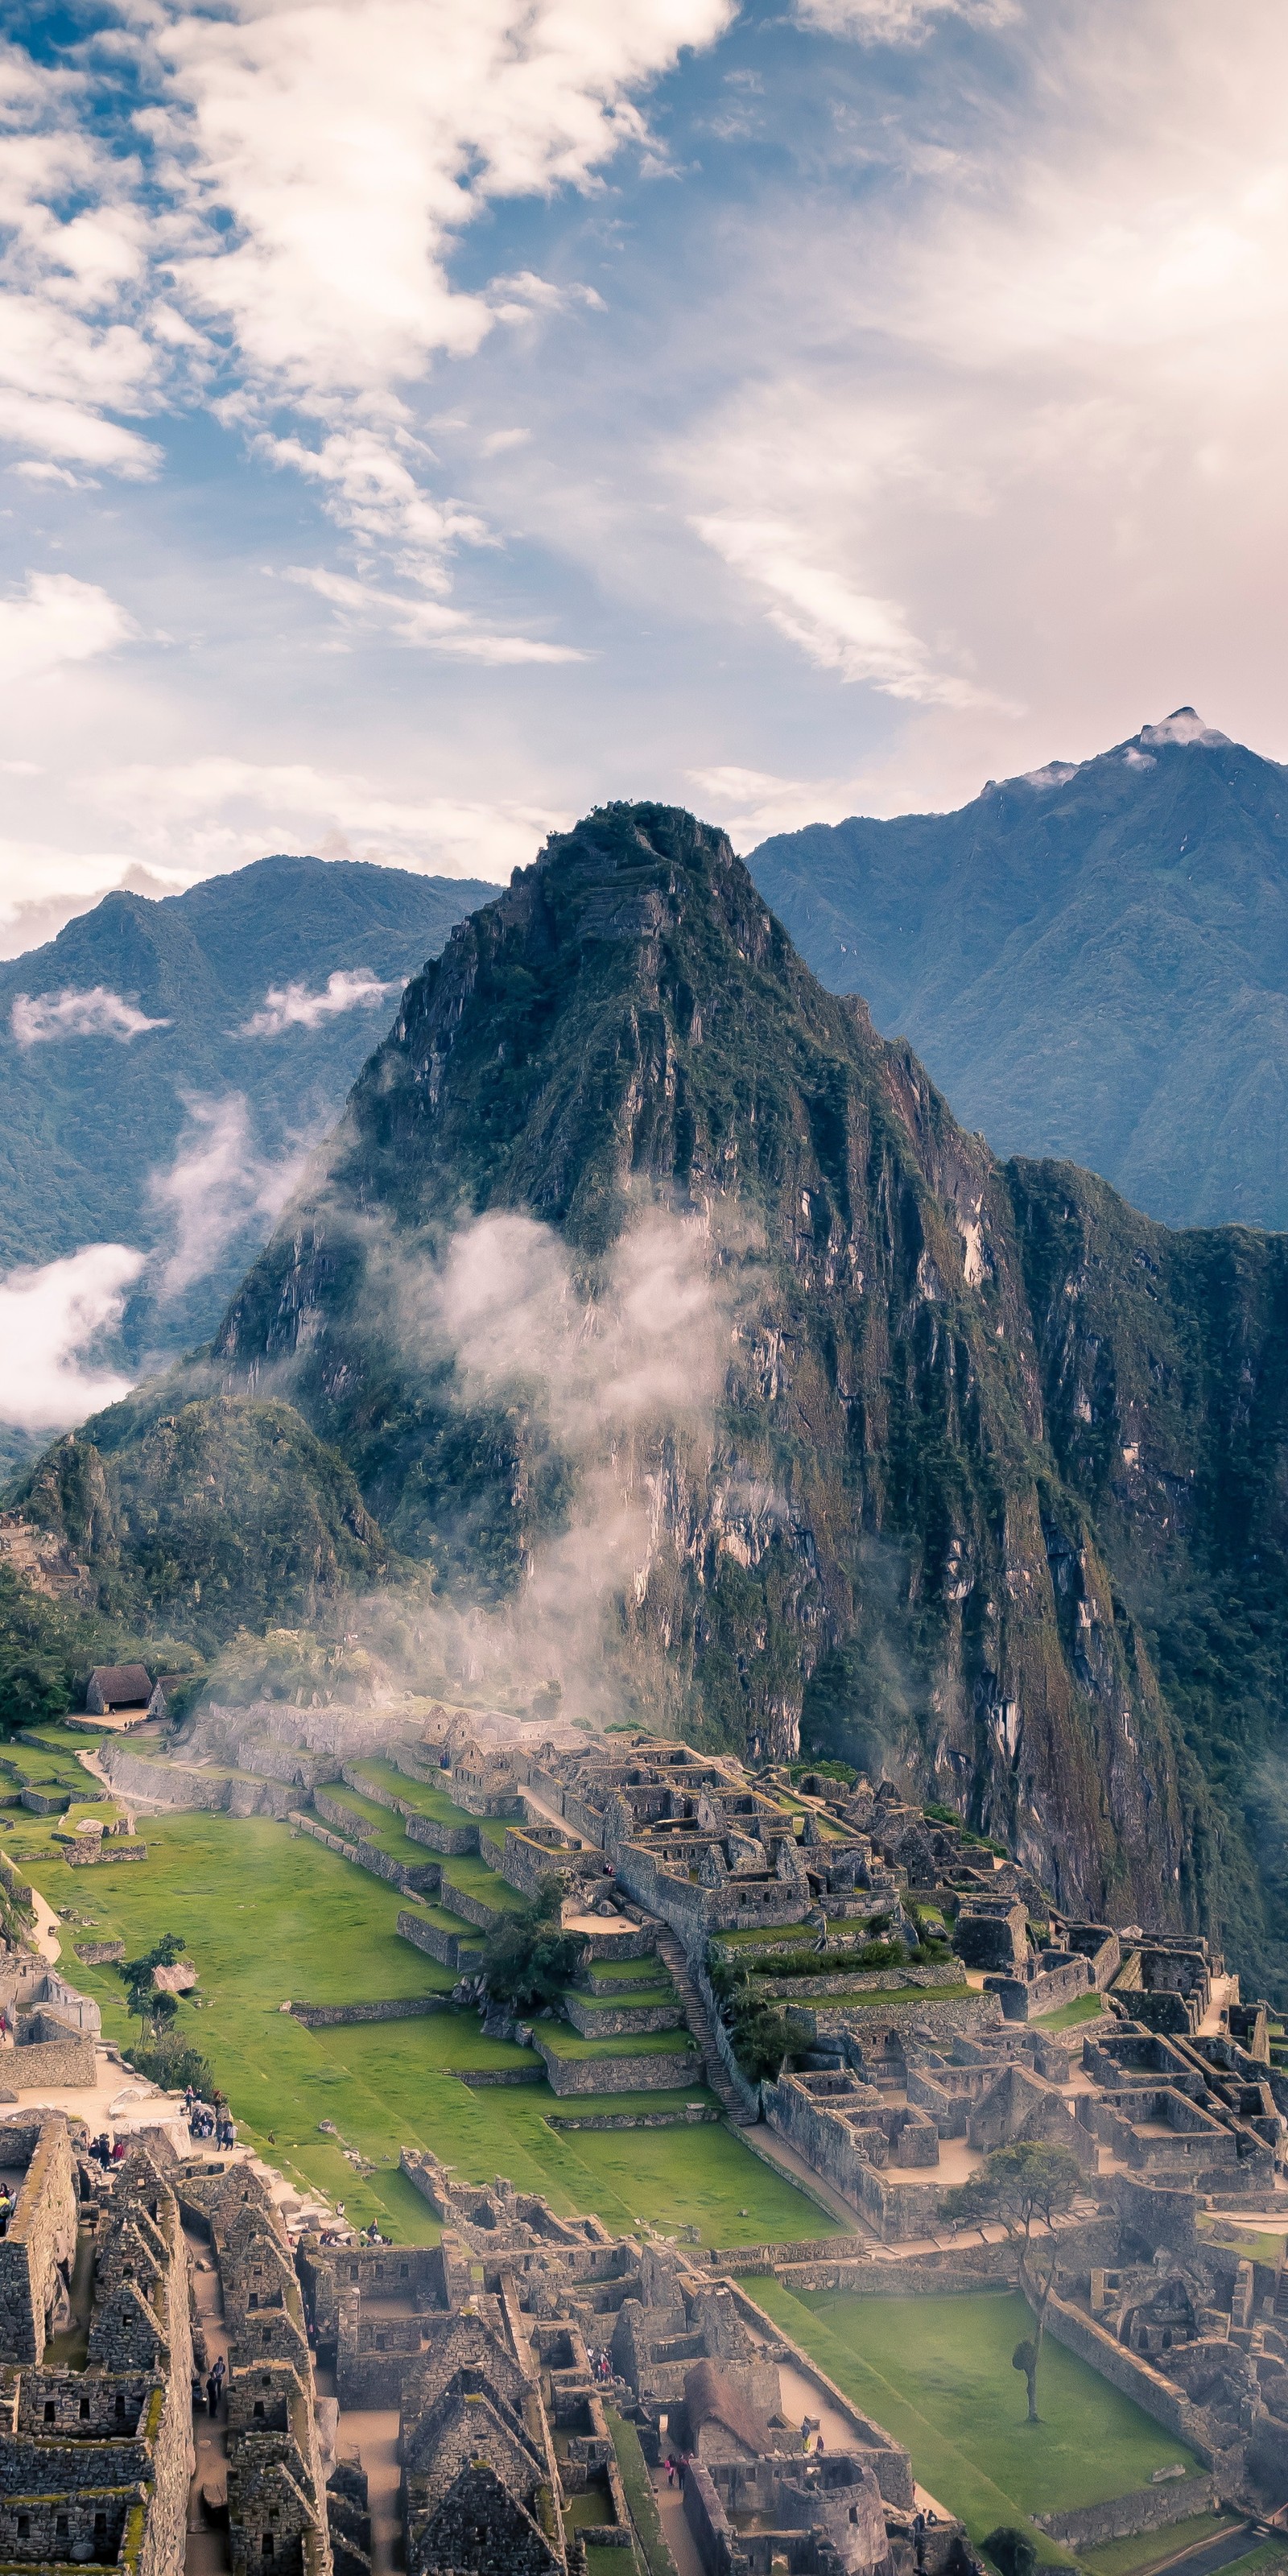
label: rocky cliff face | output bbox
[18,803,1287,1990]
[206,804,1204,1952]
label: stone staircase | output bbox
[653,1925,758,2125]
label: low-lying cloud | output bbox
[149,1096,306,1298]
[0,1243,143,1431]
[238,967,401,1038]
[11,986,171,1047]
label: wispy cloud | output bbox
[285,566,586,663]
[0,573,137,686]
[0,1243,142,1431]
[148,1095,305,1298]
[10,985,170,1046]
[93,753,558,881]
[239,966,401,1037]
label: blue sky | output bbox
[2,0,1286,947]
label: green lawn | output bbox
[585,1957,671,1988]
[1079,2515,1232,2576]
[538,2025,695,2058]
[17,1809,832,2251]
[344,1758,482,1835]
[439,1852,530,1913]
[1034,1992,1106,2031]
[747,2282,1202,2559]
[316,1781,435,1862]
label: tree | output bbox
[120,1931,188,2046]
[983,2528,1037,2576]
[481,1880,584,2015]
[942,2140,1080,2421]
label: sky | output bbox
[3,0,1288,952]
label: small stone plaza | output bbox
[0,1705,1282,2571]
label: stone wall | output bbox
[547,2106,720,2130]
[1038,2287,1216,2459]
[793,1989,1003,2049]
[102,1744,295,1816]
[531,2035,701,2095]
[403,1810,480,1856]
[65,1839,150,1868]
[73,1939,125,1965]
[287,1997,448,2026]
[397,1909,485,1972]
[562,1993,682,2039]
[0,2116,76,2362]
[750,1963,968,2002]
[3,2029,98,2089]
[311,1791,440,1893]
[339,1761,479,1854]
[1034,2475,1216,2549]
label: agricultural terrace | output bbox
[9,1798,840,2252]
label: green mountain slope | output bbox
[14,803,1288,1995]
[0,852,497,1356]
[748,710,1288,1230]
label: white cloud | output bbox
[239,966,401,1037]
[691,514,1003,707]
[157,0,733,399]
[286,566,585,662]
[0,45,161,478]
[0,572,137,687]
[148,1095,305,1298]
[0,1243,142,1431]
[93,753,558,880]
[686,764,875,845]
[10,985,171,1047]
[795,0,1016,39]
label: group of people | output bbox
[588,2347,615,2385]
[184,2086,235,2149]
[663,2454,690,2490]
[87,2133,126,2169]
[194,2354,227,2418]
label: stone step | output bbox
[653,1926,758,2125]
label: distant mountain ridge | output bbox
[17,803,1288,1995]
[0,853,498,1365]
[748,708,1288,1229]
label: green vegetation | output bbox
[941,2144,1082,2421]
[749,2281,1202,2557]
[481,1880,587,2012]
[535,2025,695,2060]
[605,2411,677,2576]
[1078,2516,1232,2576]
[0,851,494,1419]
[19,1809,831,2248]
[1033,1992,1106,2031]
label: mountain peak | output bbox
[1135,706,1230,749]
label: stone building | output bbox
[180,2157,331,2574]
[0,2124,194,2573]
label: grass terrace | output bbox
[536,2025,696,2061]
[1034,1991,1108,2031]
[439,1851,530,1913]
[316,1781,434,1863]
[748,2282,1204,2563]
[17,1808,834,2250]
[583,1957,672,1988]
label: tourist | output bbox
[665,2456,675,2487]
[206,2372,219,2417]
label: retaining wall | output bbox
[287,1998,448,2027]
[562,1993,683,2039]
[395,1909,484,1972]
[1034,2476,1216,2548]
[531,2034,701,2095]
[547,2106,719,2129]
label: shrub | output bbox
[481,1877,585,2013]
[983,2530,1037,2576]
[729,1988,795,2083]
[123,2039,215,2098]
